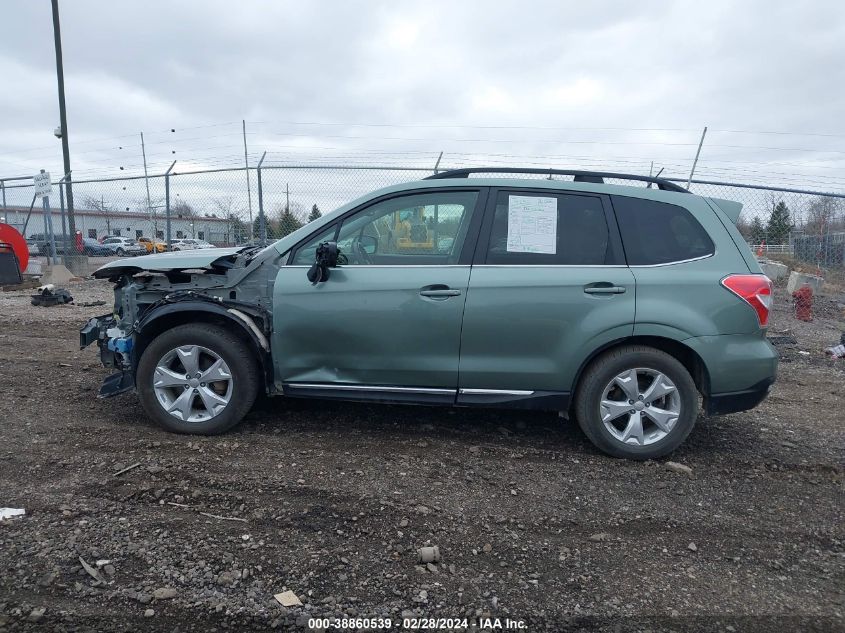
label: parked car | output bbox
[81,168,777,460]
[25,238,40,256]
[101,236,146,257]
[138,237,167,253]
[29,233,73,256]
[180,239,215,249]
[82,237,112,257]
[169,239,196,251]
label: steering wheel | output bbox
[353,238,372,265]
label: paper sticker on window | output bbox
[506,195,557,254]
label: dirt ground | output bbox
[0,278,842,633]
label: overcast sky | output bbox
[2,0,844,194]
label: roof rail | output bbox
[425,167,689,193]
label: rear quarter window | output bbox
[612,196,714,265]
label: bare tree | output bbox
[172,199,197,218]
[803,196,844,236]
[80,194,113,236]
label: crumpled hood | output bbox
[93,247,244,278]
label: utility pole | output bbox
[102,194,110,235]
[243,120,254,239]
[141,131,155,238]
[50,0,76,240]
[686,126,707,190]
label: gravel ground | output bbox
[0,279,842,632]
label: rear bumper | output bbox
[683,333,778,416]
[706,377,775,415]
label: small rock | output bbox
[217,571,235,587]
[274,590,302,607]
[665,461,693,476]
[468,446,480,454]
[482,543,492,553]
[426,562,438,573]
[137,593,153,604]
[399,518,409,528]
[588,533,610,542]
[28,608,46,623]
[687,542,698,552]
[144,609,155,618]
[414,505,430,515]
[153,587,177,600]
[37,572,57,587]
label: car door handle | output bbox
[420,285,462,298]
[583,285,627,295]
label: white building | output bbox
[1,206,240,245]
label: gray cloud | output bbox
[1,0,843,190]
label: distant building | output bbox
[0,206,239,245]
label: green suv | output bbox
[80,168,777,459]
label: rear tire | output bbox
[116,247,125,256]
[136,323,260,435]
[574,345,699,460]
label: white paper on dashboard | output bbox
[506,195,557,254]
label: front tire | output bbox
[136,323,260,434]
[574,345,699,460]
[116,247,125,257]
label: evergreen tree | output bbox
[307,204,322,223]
[278,208,304,237]
[765,201,792,244]
[749,215,766,243]
[252,215,278,241]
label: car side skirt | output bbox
[282,383,570,410]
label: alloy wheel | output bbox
[599,368,681,446]
[153,345,233,422]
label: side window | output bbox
[336,191,479,265]
[612,196,714,265]
[291,226,338,265]
[486,191,610,265]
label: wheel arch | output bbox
[134,302,273,393]
[571,335,711,402]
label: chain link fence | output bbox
[1,163,843,270]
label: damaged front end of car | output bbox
[79,246,279,398]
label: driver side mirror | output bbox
[307,241,340,284]
[359,234,378,255]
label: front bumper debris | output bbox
[80,314,136,398]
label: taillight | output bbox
[721,274,773,327]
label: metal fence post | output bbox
[257,151,267,246]
[164,161,176,249]
[59,173,69,266]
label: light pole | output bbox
[50,0,85,269]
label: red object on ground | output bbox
[0,223,29,272]
[792,284,813,322]
[757,240,765,257]
[75,230,83,252]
